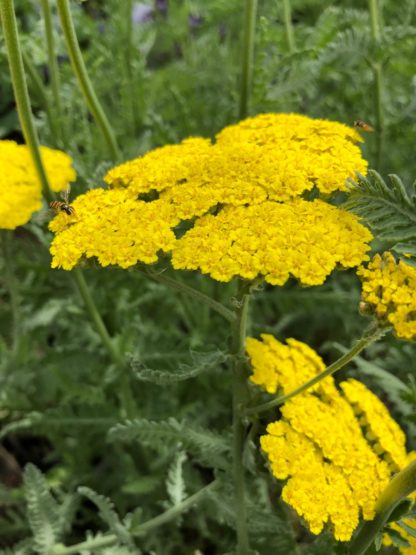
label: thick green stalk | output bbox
[348,461,416,555]
[231,281,251,554]
[51,480,217,554]
[238,0,258,120]
[368,0,384,170]
[56,0,120,161]
[41,0,65,145]
[245,325,387,416]
[282,0,296,53]
[0,0,52,202]
[138,267,236,323]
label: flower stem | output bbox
[245,324,387,416]
[71,269,136,418]
[71,269,120,365]
[1,231,21,354]
[238,0,258,120]
[41,0,66,146]
[51,480,217,554]
[56,0,120,161]
[137,267,236,323]
[230,281,251,554]
[0,0,53,202]
[348,460,416,555]
[125,0,140,134]
[282,0,296,53]
[368,0,384,171]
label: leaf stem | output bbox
[245,324,387,416]
[51,480,217,554]
[41,0,65,146]
[238,0,258,120]
[137,267,236,323]
[282,0,296,53]
[348,461,416,555]
[56,0,120,161]
[0,0,53,202]
[230,280,251,554]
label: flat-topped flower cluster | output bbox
[0,140,75,230]
[247,334,412,541]
[358,252,416,340]
[50,113,372,285]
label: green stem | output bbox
[138,268,236,323]
[125,0,139,134]
[368,0,384,171]
[22,50,59,141]
[282,0,296,53]
[238,0,258,120]
[56,0,120,161]
[71,269,136,418]
[51,480,217,554]
[348,461,416,555]
[1,231,20,354]
[0,0,53,202]
[231,281,251,554]
[41,0,65,146]
[71,269,120,365]
[245,325,387,416]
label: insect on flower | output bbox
[50,184,76,216]
[353,120,375,132]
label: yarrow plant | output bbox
[1,1,416,554]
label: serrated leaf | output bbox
[24,464,60,553]
[385,526,411,547]
[108,418,230,469]
[166,451,187,506]
[398,519,416,538]
[77,487,133,548]
[131,349,227,385]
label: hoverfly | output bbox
[353,120,375,132]
[50,185,76,216]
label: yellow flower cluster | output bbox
[358,252,416,340]
[49,189,176,270]
[50,113,371,283]
[0,140,76,229]
[247,334,410,541]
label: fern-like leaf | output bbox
[77,487,134,549]
[344,171,416,246]
[131,349,227,385]
[23,464,60,554]
[108,418,230,469]
[166,451,187,507]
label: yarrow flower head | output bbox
[247,334,411,541]
[50,113,371,284]
[0,140,76,230]
[358,252,416,340]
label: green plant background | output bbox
[0,0,415,553]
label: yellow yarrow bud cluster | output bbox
[247,334,409,541]
[358,252,416,340]
[0,140,76,230]
[50,113,371,283]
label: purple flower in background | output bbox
[155,0,168,16]
[132,3,153,24]
[189,14,204,30]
